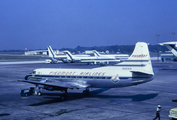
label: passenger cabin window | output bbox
[89,77,94,79]
[66,76,70,78]
[54,75,109,80]
[61,76,65,78]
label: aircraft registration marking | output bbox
[122,68,132,70]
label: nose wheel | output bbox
[34,85,43,96]
[37,91,42,96]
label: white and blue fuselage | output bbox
[20,42,154,98]
[25,66,154,88]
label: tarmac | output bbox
[0,59,177,120]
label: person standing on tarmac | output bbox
[153,105,161,120]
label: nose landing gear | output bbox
[34,85,43,96]
[60,89,68,101]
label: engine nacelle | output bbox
[44,86,67,91]
[44,86,54,91]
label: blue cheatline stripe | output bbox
[27,74,135,80]
[65,52,74,60]
[30,75,113,79]
[94,51,100,56]
[169,45,177,51]
[124,60,149,62]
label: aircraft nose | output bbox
[25,75,29,80]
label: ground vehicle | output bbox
[20,87,35,96]
[169,107,177,119]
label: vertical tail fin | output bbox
[118,42,154,75]
[127,42,150,61]
[47,46,56,58]
[63,51,74,60]
[92,50,100,57]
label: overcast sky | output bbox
[0,0,177,50]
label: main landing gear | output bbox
[83,88,90,96]
[21,86,90,101]
[35,86,68,101]
[60,89,68,101]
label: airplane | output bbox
[47,46,68,63]
[47,46,91,63]
[63,50,120,65]
[18,42,154,100]
[159,41,177,57]
[92,50,129,61]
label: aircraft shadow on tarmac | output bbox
[95,93,158,102]
[28,88,158,106]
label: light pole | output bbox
[156,34,160,62]
[171,32,175,40]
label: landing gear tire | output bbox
[37,91,42,96]
[83,90,89,96]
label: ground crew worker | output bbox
[153,105,161,120]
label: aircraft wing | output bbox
[18,79,90,89]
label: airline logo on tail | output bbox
[132,54,147,57]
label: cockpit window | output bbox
[30,71,36,74]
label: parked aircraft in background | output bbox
[92,50,129,61]
[47,46,68,63]
[47,46,90,63]
[63,50,120,65]
[18,42,154,100]
[159,42,177,57]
